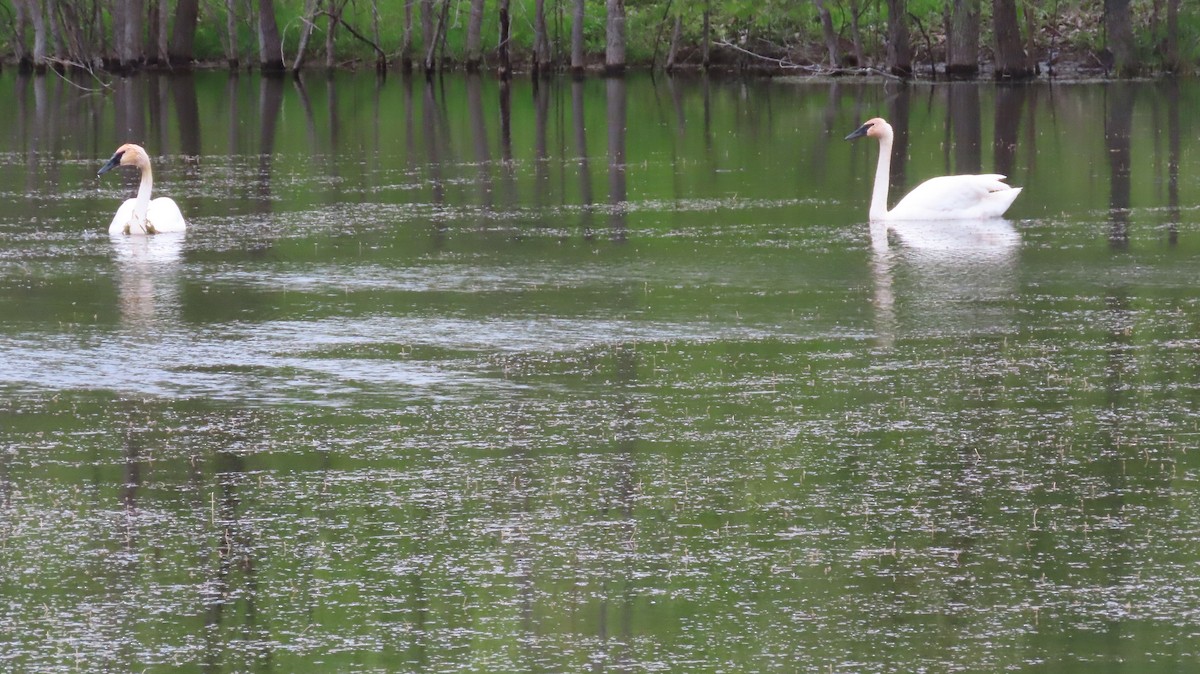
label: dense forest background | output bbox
[2,0,1196,79]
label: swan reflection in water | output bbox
[870,218,1021,347]
[111,231,185,330]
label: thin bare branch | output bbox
[316,8,387,62]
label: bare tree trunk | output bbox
[48,0,67,62]
[131,0,146,68]
[51,1,82,63]
[257,0,285,72]
[14,0,30,70]
[701,0,711,69]
[421,0,434,66]
[426,0,450,74]
[666,15,682,72]
[367,0,381,69]
[170,0,200,65]
[1023,0,1037,72]
[555,0,563,68]
[401,0,414,71]
[111,0,125,68]
[946,0,979,78]
[813,0,840,66]
[115,0,145,70]
[993,0,1033,79]
[326,0,341,69]
[47,0,61,60]
[155,0,170,65]
[94,1,106,63]
[605,0,626,75]
[371,0,383,70]
[73,3,98,62]
[466,0,485,71]
[224,0,239,68]
[847,0,865,66]
[651,0,673,70]
[885,0,912,77]
[436,0,452,73]
[29,0,49,71]
[498,0,512,79]
[293,0,320,71]
[1164,0,1181,71]
[534,0,551,75]
[570,0,585,74]
[1105,0,1137,76]
[148,0,160,64]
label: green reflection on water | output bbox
[2,71,1200,672]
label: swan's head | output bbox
[97,143,149,177]
[844,118,893,142]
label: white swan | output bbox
[97,143,187,235]
[845,117,1021,221]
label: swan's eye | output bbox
[112,150,126,162]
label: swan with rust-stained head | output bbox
[97,144,186,235]
[845,118,1021,222]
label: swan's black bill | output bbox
[97,151,124,177]
[844,123,871,141]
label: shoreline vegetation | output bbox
[3,0,1196,80]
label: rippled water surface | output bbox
[3,72,1200,672]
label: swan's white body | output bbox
[846,118,1021,222]
[98,144,187,235]
[108,196,186,235]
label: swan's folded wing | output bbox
[146,197,188,233]
[108,198,138,235]
[890,175,1017,219]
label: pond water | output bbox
[2,70,1200,672]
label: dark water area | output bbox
[3,70,1200,672]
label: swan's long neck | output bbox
[870,134,892,221]
[134,161,153,230]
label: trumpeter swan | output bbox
[97,143,187,235]
[845,118,1022,221]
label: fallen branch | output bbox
[42,57,113,92]
[714,40,905,79]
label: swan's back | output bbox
[889,174,1021,221]
[108,197,187,235]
